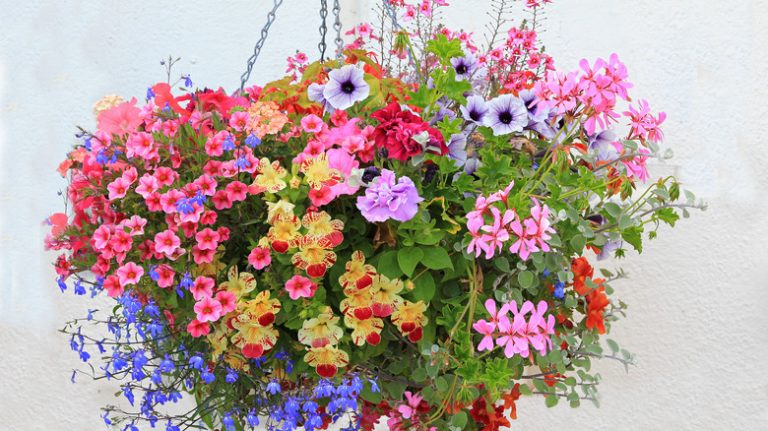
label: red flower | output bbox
[571,256,594,296]
[585,280,610,334]
[370,102,447,161]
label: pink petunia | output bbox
[154,229,181,256]
[116,262,143,286]
[225,181,248,202]
[107,177,131,201]
[190,276,215,301]
[229,111,250,132]
[192,245,215,264]
[195,228,220,251]
[284,275,317,300]
[215,290,237,314]
[155,264,175,288]
[186,319,210,338]
[122,215,147,236]
[194,296,222,322]
[247,246,272,270]
[97,99,141,136]
[300,114,325,133]
[103,274,124,298]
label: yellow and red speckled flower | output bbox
[219,266,257,299]
[302,211,344,247]
[298,311,343,348]
[338,251,376,291]
[237,290,282,327]
[340,285,374,320]
[345,314,383,346]
[207,322,230,358]
[231,316,279,359]
[246,101,289,138]
[266,200,296,223]
[267,213,301,253]
[290,235,337,278]
[303,345,349,378]
[391,300,429,342]
[370,274,405,318]
[300,153,341,190]
[250,158,288,194]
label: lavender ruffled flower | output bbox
[484,94,528,135]
[322,65,370,110]
[356,169,423,222]
[460,95,489,124]
[450,53,477,80]
[308,83,335,114]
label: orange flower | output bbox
[290,235,337,278]
[571,256,594,296]
[246,101,289,138]
[303,345,349,378]
[585,281,610,334]
[338,251,376,290]
[391,300,428,342]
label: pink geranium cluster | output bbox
[466,182,555,261]
[472,299,555,358]
[534,53,634,135]
[478,25,555,92]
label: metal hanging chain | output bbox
[240,0,284,91]
[318,0,328,61]
[332,0,343,58]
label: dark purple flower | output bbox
[483,94,528,135]
[322,65,370,110]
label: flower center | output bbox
[341,81,355,94]
[455,64,467,75]
[499,112,513,124]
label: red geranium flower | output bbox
[370,101,447,161]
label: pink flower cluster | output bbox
[188,276,236,337]
[472,299,555,358]
[478,25,555,92]
[534,54,634,135]
[466,182,555,261]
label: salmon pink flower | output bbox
[194,296,222,322]
[116,262,143,286]
[187,319,210,338]
[247,246,272,270]
[190,276,214,301]
[103,274,123,298]
[154,264,175,288]
[300,114,325,133]
[97,98,141,136]
[229,111,250,132]
[154,229,181,256]
[107,177,131,201]
[195,228,220,251]
[215,290,237,314]
[285,275,318,300]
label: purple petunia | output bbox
[356,169,423,222]
[483,94,528,135]
[322,65,370,110]
[450,53,478,80]
[460,95,489,124]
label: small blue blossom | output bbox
[553,281,565,299]
[225,368,238,383]
[189,355,204,370]
[245,133,261,148]
[266,379,281,395]
[183,75,193,88]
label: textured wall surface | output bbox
[1,1,766,430]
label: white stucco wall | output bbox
[1,1,766,429]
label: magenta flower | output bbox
[526,200,555,252]
[356,169,423,223]
[107,177,131,201]
[477,207,515,259]
[471,299,508,352]
[154,229,181,256]
[215,290,237,314]
[624,99,666,143]
[508,214,538,261]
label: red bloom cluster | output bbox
[370,102,447,161]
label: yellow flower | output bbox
[92,94,125,117]
[291,235,337,278]
[303,345,349,378]
[298,311,343,348]
[344,315,383,347]
[267,213,301,253]
[370,274,404,318]
[391,300,428,342]
[207,323,230,358]
[237,290,282,326]
[300,153,341,190]
[339,251,376,291]
[219,266,257,299]
[266,200,296,223]
[251,158,287,194]
[302,211,344,246]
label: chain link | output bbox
[318,0,328,61]
[240,0,284,91]
[332,0,343,58]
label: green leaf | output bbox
[425,34,464,63]
[545,394,559,408]
[569,234,586,252]
[621,226,643,253]
[518,270,535,289]
[451,411,468,429]
[606,339,619,353]
[604,202,622,218]
[412,272,436,302]
[397,247,424,277]
[421,247,454,271]
[377,250,403,278]
[412,368,428,382]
